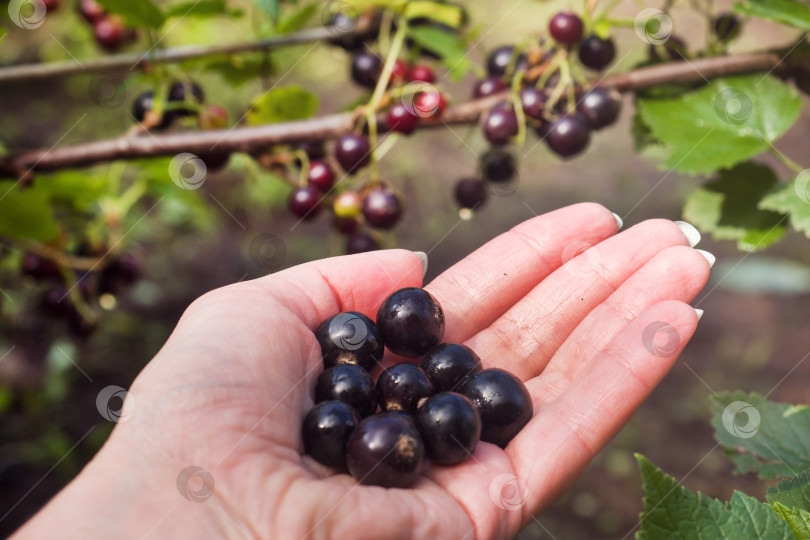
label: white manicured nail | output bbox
[612,212,624,230]
[414,251,428,276]
[675,221,701,247]
[695,249,715,268]
[695,308,704,321]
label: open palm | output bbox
[16,203,711,540]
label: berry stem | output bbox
[768,147,805,174]
[510,70,528,147]
[294,149,310,186]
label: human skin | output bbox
[14,203,711,539]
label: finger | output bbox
[426,203,620,343]
[532,245,711,400]
[508,301,699,513]
[465,219,695,380]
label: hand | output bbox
[15,203,711,540]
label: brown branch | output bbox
[0,52,783,177]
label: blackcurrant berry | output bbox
[577,87,621,130]
[21,254,61,281]
[362,186,403,229]
[168,80,205,117]
[386,104,419,135]
[302,400,359,467]
[473,77,507,99]
[376,287,445,357]
[415,392,481,465]
[377,363,435,414]
[327,12,365,51]
[40,287,73,318]
[519,87,546,122]
[347,412,424,487]
[199,152,230,172]
[454,178,487,210]
[308,160,335,192]
[459,368,532,448]
[333,216,359,235]
[94,16,125,51]
[351,52,383,88]
[482,106,518,146]
[345,233,380,254]
[315,311,384,371]
[713,13,741,42]
[315,364,379,417]
[577,35,616,71]
[408,64,435,83]
[549,12,584,46]
[545,113,590,158]
[420,343,482,392]
[486,45,527,78]
[481,148,516,183]
[132,91,173,129]
[299,140,326,161]
[79,0,105,23]
[98,253,140,294]
[335,134,371,174]
[413,89,446,119]
[288,186,322,220]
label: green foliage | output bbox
[94,0,166,28]
[254,0,281,22]
[735,0,810,30]
[165,0,228,18]
[771,504,810,539]
[637,75,801,175]
[767,472,810,538]
[0,182,58,242]
[760,181,810,238]
[276,2,318,33]
[246,85,319,124]
[406,26,471,79]
[404,1,465,28]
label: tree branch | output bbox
[0,52,783,178]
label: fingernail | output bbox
[675,220,701,247]
[695,308,704,321]
[612,212,624,230]
[695,249,715,268]
[414,251,428,277]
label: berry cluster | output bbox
[302,287,533,488]
[78,0,135,51]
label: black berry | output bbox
[315,311,384,371]
[347,412,424,488]
[549,12,584,46]
[21,254,61,281]
[351,52,383,88]
[288,186,322,220]
[482,106,519,146]
[308,160,335,192]
[168,80,205,117]
[577,88,621,130]
[386,104,419,135]
[459,368,533,448]
[376,287,445,357]
[98,253,140,294]
[335,134,371,174]
[415,392,481,465]
[199,152,230,172]
[420,343,482,392]
[346,233,380,254]
[299,140,326,161]
[546,113,590,158]
[315,364,379,417]
[578,35,616,70]
[377,363,435,414]
[486,45,527,78]
[40,287,73,318]
[519,86,546,122]
[132,91,173,129]
[713,13,741,42]
[481,148,516,183]
[454,178,487,210]
[473,77,508,99]
[362,186,403,229]
[302,400,360,467]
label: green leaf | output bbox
[0,182,58,242]
[771,503,810,539]
[254,0,280,21]
[683,162,786,251]
[246,85,319,125]
[203,54,275,86]
[276,3,317,33]
[94,0,166,28]
[760,178,810,238]
[735,0,810,30]
[767,472,810,510]
[166,0,227,18]
[406,25,472,80]
[710,391,810,478]
[38,170,108,212]
[404,1,465,28]
[637,74,802,174]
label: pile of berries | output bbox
[302,287,533,488]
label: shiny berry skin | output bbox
[386,104,419,135]
[481,148,516,183]
[335,134,371,174]
[94,16,125,51]
[79,0,105,23]
[377,363,435,413]
[376,287,445,357]
[351,52,383,88]
[408,64,435,83]
[315,311,384,371]
[347,412,425,487]
[315,364,379,417]
[546,113,591,158]
[577,88,621,130]
[413,90,446,119]
[577,35,616,71]
[302,400,360,467]
[362,187,403,229]
[288,186,322,220]
[454,178,487,210]
[346,233,380,254]
[459,368,533,448]
[549,12,584,46]
[132,91,173,129]
[486,45,527,78]
[713,13,741,41]
[483,107,518,146]
[333,191,362,219]
[327,12,367,51]
[420,343,482,392]
[415,392,481,465]
[308,161,335,192]
[473,77,507,99]
[168,81,205,116]
[519,87,546,121]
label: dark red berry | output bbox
[347,412,424,488]
[415,392,481,465]
[197,105,229,130]
[454,178,487,210]
[315,311,384,371]
[299,140,326,161]
[79,0,105,23]
[335,134,371,174]
[486,45,527,78]
[481,148,516,183]
[408,64,435,83]
[332,216,359,235]
[288,186,322,220]
[376,287,445,357]
[41,0,58,11]
[308,161,335,192]
[302,401,359,467]
[351,52,383,88]
[578,35,616,71]
[546,113,590,158]
[168,80,205,117]
[345,233,380,254]
[413,89,446,119]
[549,12,584,46]
[473,77,508,99]
[519,87,546,121]
[21,254,61,281]
[713,13,741,41]
[94,16,125,51]
[577,88,621,130]
[459,368,533,448]
[362,187,403,229]
[482,107,519,146]
[377,363,435,414]
[386,104,419,135]
[132,91,173,129]
[391,59,410,83]
[420,343,482,392]
[315,364,379,417]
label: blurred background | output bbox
[1,0,809,537]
